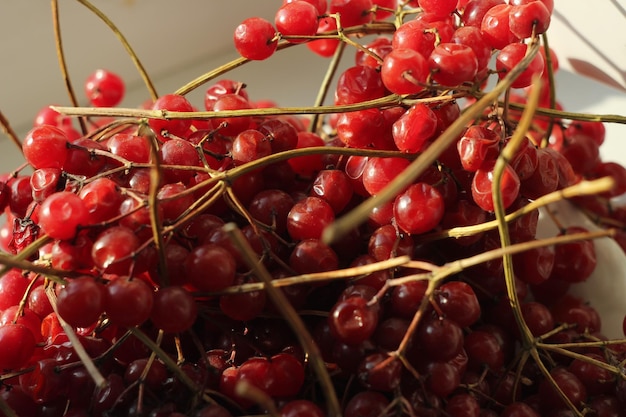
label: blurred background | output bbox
[0,0,624,167]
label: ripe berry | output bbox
[233,17,278,60]
[38,191,89,240]
[148,94,194,139]
[84,69,125,107]
[56,276,106,328]
[471,162,521,212]
[23,125,69,170]
[104,276,154,328]
[428,43,478,86]
[150,286,197,333]
[0,323,36,370]
[393,182,445,235]
[496,43,545,88]
[275,1,319,42]
[381,48,429,95]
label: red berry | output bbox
[148,94,194,139]
[104,276,154,328]
[428,42,478,86]
[56,276,106,328]
[0,323,36,370]
[233,17,278,60]
[275,1,319,43]
[394,182,445,235]
[381,48,429,95]
[84,69,125,107]
[150,286,197,333]
[471,162,520,212]
[38,191,89,240]
[23,125,69,170]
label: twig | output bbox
[50,0,87,134]
[74,0,158,101]
[223,223,342,417]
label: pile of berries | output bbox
[1,1,626,416]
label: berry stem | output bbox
[415,177,616,243]
[0,109,23,152]
[493,71,542,344]
[52,93,404,119]
[538,343,623,376]
[0,236,54,279]
[311,41,347,133]
[134,330,164,416]
[222,222,342,417]
[45,286,107,390]
[74,0,158,101]
[50,0,88,135]
[146,128,169,286]
[128,327,216,404]
[234,380,280,417]
[540,32,558,146]
[203,255,411,296]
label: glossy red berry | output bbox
[104,276,154,328]
[38,191,89,240]
[56,276,106,328]
[23,125,69,170]
[150,286,197,333]
[148,94,194,139]
[394,182,445,235]
[233,17,278,60]
[275,1,319,42]
[84,69,125,107]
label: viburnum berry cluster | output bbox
[1,1,626,417]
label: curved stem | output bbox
[540,32,557,147]
[74,0,158,101]
[223,223,342,417]
[493,68,542,344]
[0,109,23,152]
[53,93,404,119]
[146,128,168,286]
[311,41,346,133]
[51,0,87,134]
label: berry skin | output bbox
[84,69,125,107]
[392,103,438,153]
[428,43,478,87]
[103,277,154,328]
[393,182,445,235]
[23,125,69,170]
[234,17,278,60]
[56,276,106,328]
[148,94,194,139]
[329,0,374,27]
[0,324,36,370]
[496,43,545,89]
[509,1,551,39]
[471,162,521,212]
[275,1,319,42]
[38,191,89,241]
[329,296,379,345]
[381,48,429,95]
[480,3,519,50]
[150,286,197,334]
[287,196,335,241]
[307,16,340,57]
